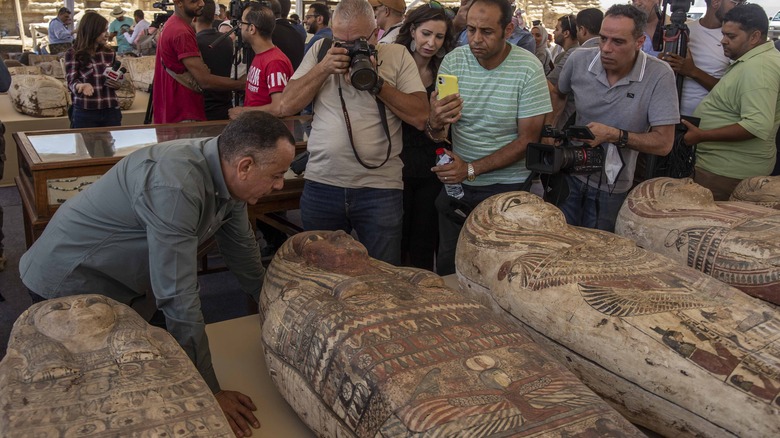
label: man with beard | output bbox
[153,0,245,123]
[683,4,780,199]
[551,4,678,231]
[659,0,740,117]
[304,2,332,53]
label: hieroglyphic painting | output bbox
[457,191,780,437]
[260,231,642,437]
[0,295,231,437]
[616,177,780,305]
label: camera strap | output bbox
[317,37,392,169]
[337,80,392,169]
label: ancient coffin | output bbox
[456,191,780,437]
[260,230,643,437]
[616,177,780,305]
[730,175,780,210]
[7,65,41,75]
[29,54,66,79]
[0,295,232,437]
[8,74,69,117]
[116,71,136,110]
[121,56,155,93]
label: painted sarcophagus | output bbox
[0,295,231,437]
[456,191,780,437]
[260,231,643,437]
[730,175,780,210]
[615,177,780,306]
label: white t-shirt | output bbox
[125,19,150,45]
[292,41,425,189]
[681,20,730,116]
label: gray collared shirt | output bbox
[20,136,264,393]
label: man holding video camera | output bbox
[551,4,678,231]
[279,0,427,266]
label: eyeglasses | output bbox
[728,0,747,4]
[304,14,320,19]
[428,1,456,19]
[239,21,253,27]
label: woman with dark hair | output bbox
[395,3,455,270]
[65,12,122,129]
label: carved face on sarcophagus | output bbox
[260,230,643,437]
[456,191,780,437]
[730,175,780,210]
[0,295,232,437]
[615,177,780,305]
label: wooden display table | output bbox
[0,91,151,187]
[14,117,309,247]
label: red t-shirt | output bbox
[244,46,293,107]
[153,15,206,123]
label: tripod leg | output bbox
[144,84,153,124]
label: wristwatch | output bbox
[368,77,385,96]
[467,163,476,182]
[616,129,629,148]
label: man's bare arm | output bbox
[182,56,245,91]
[587,122,676,156]
[279,47,351,116]
[380,88,429,131]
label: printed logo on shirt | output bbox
[268,72,289,88]
[247,65,261,93]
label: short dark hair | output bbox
[58,7,70,16]
[278,0,292,18]
[605,4,647,40]
[267,0,282,18]
[309,3,330,26]
[558,14,577,39]
[134,9,144,20]
[245,2,276,37]
[219,4,227,12]
[576,8,603,37]
[724,4,769,40]
[218,112,295,164]
[470,0,512,29]
[199,0,217,25]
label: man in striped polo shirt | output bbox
[428,0,551,275]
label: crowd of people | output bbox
[13,0,779,436]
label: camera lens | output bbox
[350,54,377,91]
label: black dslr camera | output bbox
[335,38,378,91]
[526,125,605,175]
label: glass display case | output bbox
[15,118,309,246]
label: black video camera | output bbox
[335,38,378,91]
[526,125,605,175]
[152,2,174,27]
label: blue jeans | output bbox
[558,174,628,232]
[71,106,122,129]
[300,180,403,265]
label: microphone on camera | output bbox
[104,61,127,83]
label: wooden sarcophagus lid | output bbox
[730,175,780,210]
[457,191,780,437]
[0,295,232,437]
[260,230,642,437]
[616,177,780,306]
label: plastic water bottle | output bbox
[436,148,464,199]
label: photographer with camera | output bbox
[428,0,551,275]
[228,2,292,119]
[279,0,428,266]
[682,4,780,199]
[153,0,245,124]
[549,4,678,232]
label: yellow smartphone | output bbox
[436,74,459,99]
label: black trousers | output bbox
[401,176,442,271]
